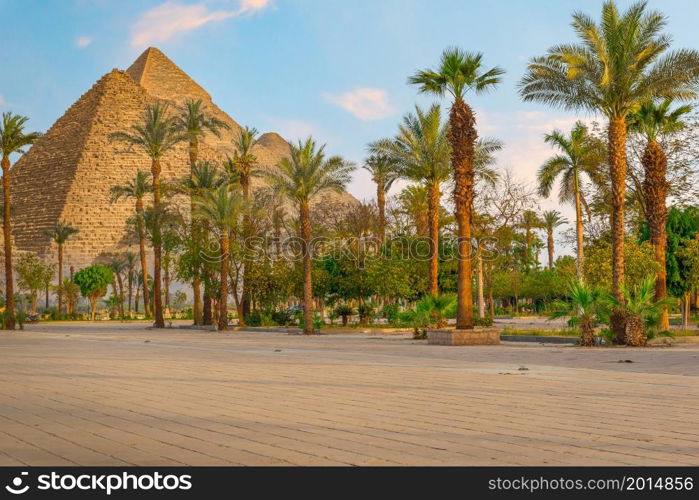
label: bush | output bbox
[473,315,493,327]
[333,304,355,326]
[356,303,375,325]
[382,304,400,325]
[271,310,293,326]
[246,310,262,327]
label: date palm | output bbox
[1,112,41,329]
[109,102,186,327]
[174,99,230,325]
[124,251,137,317]
[45,222,79,314]
[108,256,127,319]
[538,122,603,278]
[409,48,504,329]
[519,0,699,342]
[628,99,691,330]
[370,104,451,296]
[398,185,429,236]
[542,211,567,270]
[264,138,354,334]
[110,170,153,317]
[549,281,607,347]
[194,185,245,331]
[230,126,262,323]
[362,154,400,244]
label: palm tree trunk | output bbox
[57,244,64,313]
[116,272,125,319]
[127,271,133,317]
[300,201,314,334]
[476,242,485,319]
[241,177,251,322]
[574,186,585,280]
[642,139,670,331]
[547,229,554,270]
[377,181,386,245]
[449,98,476,330]
[2,156,15,329]
[189,139,203,326]
[608,117,627,343]
[151,159,164,328]
[136,198,151,317]
[218,231,230,331]
[487,264,495,318]
[427,182,440,296]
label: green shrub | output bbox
[271,310,293,326]
[333,304,355,326]
[382,304,400,325]
[246,310,262,327]
[356,303,375,325]
[474,315,493,327]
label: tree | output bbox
[73,265,114,321]
[549,281,607,347]
[16,254,54,314]
[362,154,400,244]
[410,48,504,329]
[193,185,244,331]
[542,211,567,270]
[108,256,127,319]
[398,185,429,236]
[174,99,230,325]
[628,99,692,329]
[110,102,186,327]
[45,222,78,314]
[520,210,544,271]
[370,104,451,295]
[110,170,153,317]
[230,126,262,323]
[124,251,137,317]
[538,122,603,278]
[520,0,699,342]
[265,138,354,334]
[1,112,41,329]
[609,278,673,346]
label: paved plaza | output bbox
[1,321,698,466]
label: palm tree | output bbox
[549,281,607,347]
[44,222,79,314]
[174,99,230,325]
[609,278,674,346]
[520,210,544,271]
[542,211,567,270]
[110,170,153,317]
[519,0,699,341]
[370,104,451,296]
[108,256,127,319]
[628,99,691,330]
[0,112,41,329]
[409,48,504,330]
[265,138,354,334]
[538,122,603,278]
[230,126,262,323]
[398,185,429,236]
[362,154,400,244]
[109,102,186,327]
[194,185,244,331]
[124,251,137,317]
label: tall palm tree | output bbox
[362,154,400,244]
[264,138,354,334]
[0,112,41,329]
[230,126,262,323]
[409,48,504,330]
[124,251,137,317]
[174,99,230,325]
[45,222,79,314]
[628,99,691,330]
[370,104,451,296]
[109,102,186,327]
[538,122,603,279]
[110,170,153,317]
[519,0,699,341]
[193,185,244,331]
[520,210,544,271]
[177,161,225,324]
[542,211,567,270]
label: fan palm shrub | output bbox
[549,281,607,347]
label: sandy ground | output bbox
[0,321,698,465]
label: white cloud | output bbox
[75,36,92,48]
[324,87,394,121]
[130,0,271,48]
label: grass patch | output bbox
[501,328,579,337]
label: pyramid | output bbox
[10,48,356,268]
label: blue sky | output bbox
[2,0,699,250]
